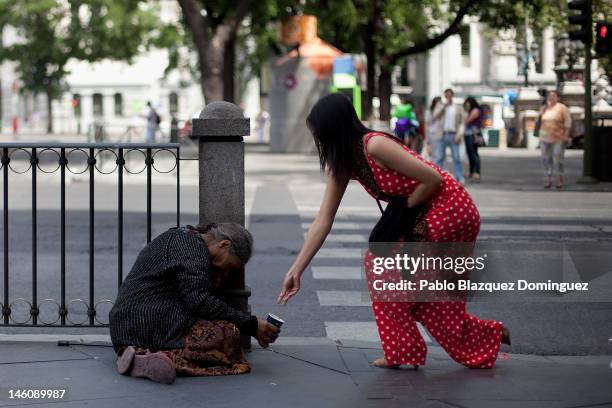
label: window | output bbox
[114,93,123,116]
[169,92,178,116]
[93,93,103,117]
[459,25,471,67]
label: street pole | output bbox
[524,2,530,87]
[578,0,597,184]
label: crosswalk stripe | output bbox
[325,321,431,343]
[302,222,604,234]
[312,266,362,280]
[306,233,367,242]
[480,224,599,232]
[316,248,363,259]
[317,290,370,306]
[298,205,378,212]
[301,222,372,230]
[475,235,602,242]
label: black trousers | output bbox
[464,134,481,174]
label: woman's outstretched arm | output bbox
[367,135,442,208]
[277,172,349,305]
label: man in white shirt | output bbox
[434,88,465,183]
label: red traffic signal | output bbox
[595,22,611,54]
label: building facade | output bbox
[0,2,203,140]
[395,18,560,141]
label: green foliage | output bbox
[151,17,198,83]
[153,0,612,102]
[0,0,158,98]
[376,0,434,65]
[302,0,364,53]
[154,0,295,98]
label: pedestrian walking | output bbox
[255,110,269,143]
[463,97,483,181]
[392,97,420,152]
[277,93,510,369]
[435,89,465,184]
[538,90,571,189]
[145,101,160,143]
[424,96,444,162]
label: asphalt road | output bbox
[1,147,611,355]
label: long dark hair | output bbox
[306,93,376,179]
[429,96,442,113]
[463,96,480,113]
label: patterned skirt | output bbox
[134,320,250,376]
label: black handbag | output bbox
[533,115,542,138]
[369,197,423,256]
[352,136,426,255]
[473,130,486,147]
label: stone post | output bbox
[191,101,252,349]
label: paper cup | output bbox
[266,313,285,328]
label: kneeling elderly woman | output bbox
[109,223,279,384]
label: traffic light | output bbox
[568,0,591,44]
[595,21,611,55]
[71,94,81,117]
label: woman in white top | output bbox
[424,97,444,162]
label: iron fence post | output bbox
[191,102,252,350]
[2,148,9,324]
[0,142,180,328]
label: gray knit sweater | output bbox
[109,227,257,351]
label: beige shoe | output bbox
[372,357,399,369]
[117,346,176,384]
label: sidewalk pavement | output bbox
[1,142,611,407]
[0,337,611,408]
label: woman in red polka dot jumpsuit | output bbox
[278,94,510,369]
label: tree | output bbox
[372,0,480,120]
[176,0,253,103]
[164,0,610,121]
[158,0,294,104]
[233,1,294,100]
[0,0,158,133]
[300,0,481,120]
[303,0,589,121]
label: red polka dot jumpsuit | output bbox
[355,132,503,368]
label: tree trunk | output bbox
[46,90,53,134]
[200,44,225,103]
[223,37,236,103]
[362,0,380,121]
[378,65,392,123]
[177,0,251,106]
[202,73,224,103]
[363,24,376,120]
